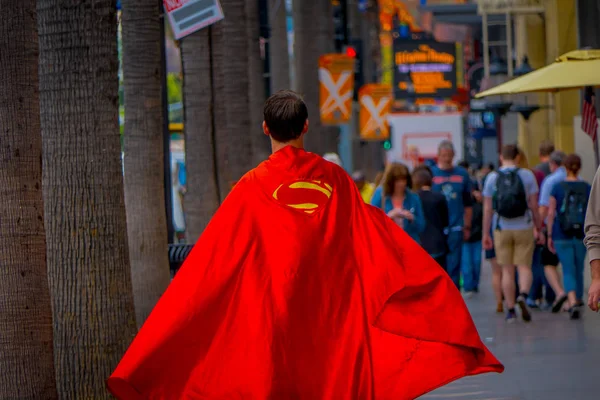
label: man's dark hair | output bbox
[412,167,433,190]
[564,153,582,173]
[263,90,308,143]
[549,150,566,166]
[539,140,555,157]
[501,144,520,161]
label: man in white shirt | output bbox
[483,145,543,323]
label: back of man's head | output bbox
[501,144,520,162]
[549,150,566,167]
[263,90,308,143]
[412,167,433,190]
[539,140,555,158]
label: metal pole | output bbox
[506,12,513,77]
[159,0,175,244]
[338,122,354,173]
[482,12,490,77]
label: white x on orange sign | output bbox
[319,68,352,119]
[361,95,390,135]
[318,54,355,125]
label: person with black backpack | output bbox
[482,145,544,323]
[547,154,591,320]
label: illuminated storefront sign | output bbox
[393,41,457,99]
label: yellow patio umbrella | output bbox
[475,49,600,98]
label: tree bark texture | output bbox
[181,0,259,241]
[293,0,339,155]
[246,0,270,164]
[212,0,255,197]
[0,1,58,398]
[37,1,138,398]
[181,29,221,243]
[268,0,290,92]
[121,0,171,327]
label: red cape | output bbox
[108,146,503,400]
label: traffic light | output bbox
[343,39,363,100]
[332,0,348,52]
[382,125,393,150]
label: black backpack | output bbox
[493,169,528,219]
[558,182,588,238]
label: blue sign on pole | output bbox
[358,0,368,12]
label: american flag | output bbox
[582,86,598,142]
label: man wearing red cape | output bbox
[108,91,503,399]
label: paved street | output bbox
[425,265,600,400]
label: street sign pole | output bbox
[338,121,353,174]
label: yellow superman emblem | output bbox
[272,180,333,214]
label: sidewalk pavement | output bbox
[423,263,600,400]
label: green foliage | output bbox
[167,73,182,105]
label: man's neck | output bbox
[540,156,550,163]
[437,163,452,170]
[420,186,431,191]
[271,138,304,154]
[502,161,517,168]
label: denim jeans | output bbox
[555,238,586,299]
[447,231,463,289]
[528,247,556,304]
[461,241,482,292]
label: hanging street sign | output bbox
[359,84,392,140]
[318,54,356,125]
[163,0,224,40]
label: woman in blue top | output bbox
[547,154,591,320]
[371,163,426,244]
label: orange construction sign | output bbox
[359,84,392,140]
[318,54,355,125]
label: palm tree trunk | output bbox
[181,0,259,241]
[247,0,270,163]
[121,0,171,326]
[0,2,58,398]
[38,1,138,397]
[268,0,290,92]
[181,29,221,243]
[212,0,255,196]
[293,0,339,155]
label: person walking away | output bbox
[480,165,504,312]
[539,151,572,308]
[462,182,483,297]
[371,163,426,244]
[547,154,591,319]
[529,141,557,309]
[483,144,543,323]
[107,90,504,399]
[585,164,600,312]
[413,166,449,269]
[534,140,555,177]
[352,171,375,203]
[431,141,473,288]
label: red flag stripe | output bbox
[582,96,598,142]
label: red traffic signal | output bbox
[345,46,357,58]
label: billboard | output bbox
[393,40,457,100]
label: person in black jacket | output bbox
[462,181,483,297]
[413,166,449,270]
